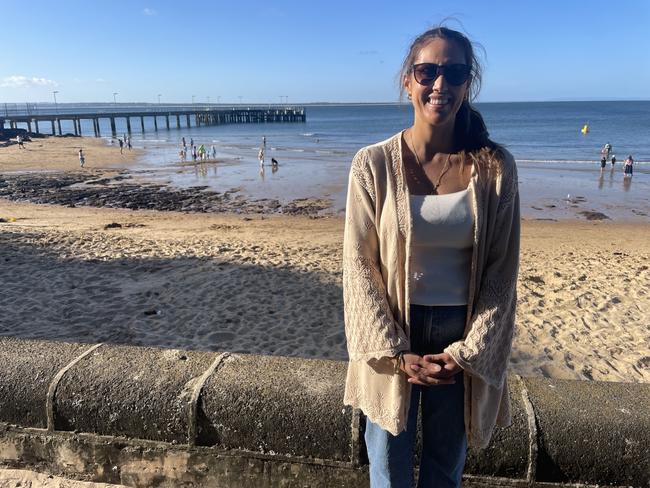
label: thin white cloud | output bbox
[0,75,58,88]
[95,77,106,83]
[143,8,157,16]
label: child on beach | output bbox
[78,148,85,168]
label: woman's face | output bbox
[404,37,470,131]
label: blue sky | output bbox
[2,0,649,104]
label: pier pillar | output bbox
[34,120,40,134]
[176,115,180,128]
[93,119,98,137]
[77,119,82,136]
[140,116,145,133]
[27,120,32,133]
[153,116,158,131]
[96,119,101,137]
[51,120,56,135]
[186,114,191,127]
[110,117,116,137]
[73,119,78,136]
[165,115,170,130]
[126,117,132,134]
[57,119,62,135]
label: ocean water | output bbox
[7,101,650,219]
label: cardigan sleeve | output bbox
[445,155,520,388]
[343,149,410,361]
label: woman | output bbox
[624,155,634,177]
[343,26,520,488]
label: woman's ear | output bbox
[403,75,412,99]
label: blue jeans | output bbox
[365,305,468,488]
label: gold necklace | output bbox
[409,131,453,192]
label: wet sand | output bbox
[0,200,648,383]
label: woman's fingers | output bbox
[422,353,463,376]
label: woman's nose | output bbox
[432,72,448,92]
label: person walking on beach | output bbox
[78,148,85,168]
[343,25,520,488]
[211,145,216,159]
[258,148,265,166]
[182,137,187,149]
[600,156,607,172]
[624,155,634,178]
[602,142,612,161]
[118,138,124,154]
[127,136,132,151]
[17,135,25,149]
[611,155,617,167]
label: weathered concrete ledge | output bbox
[0,337,647,487]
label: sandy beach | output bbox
[0,197,648,383]
[1,134,648,383]
[0,135,142,172]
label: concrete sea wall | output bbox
[0,337,647,487]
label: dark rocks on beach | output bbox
[579,210,611,221]
[0,172,333,216]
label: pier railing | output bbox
[2,102,302,117]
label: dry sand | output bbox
[0,136,141,172]
[0,468,126,487]
[0,199,648,383]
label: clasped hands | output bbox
[398,352,462,386]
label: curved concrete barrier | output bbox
[0,337,647,487]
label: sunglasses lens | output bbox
[414,64,439,85]
[445,64,470,85]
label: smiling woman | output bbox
[342,25,520,488]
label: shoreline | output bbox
[0,199,648,383]
[2,134,649,222]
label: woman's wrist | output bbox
[394,351,405,373]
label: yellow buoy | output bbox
[581,123,589,134]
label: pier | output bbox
[0,104,306,137]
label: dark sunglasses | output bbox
[411,63,471,86]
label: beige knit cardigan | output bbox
[343,131,520,448]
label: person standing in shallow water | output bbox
[624,155,634,178]
[343,25,520,488]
